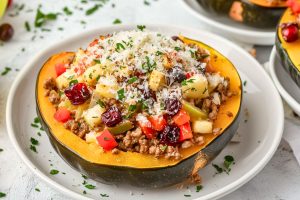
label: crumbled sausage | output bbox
[112,148,120,154]
[48,90,60,104]
[64,118,89,138]
[181,140,193,149]
[194,135,205,145]
[43,77,57,91]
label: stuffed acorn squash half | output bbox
[276,1,300,88]
[36,29,242,188]
[197,0,287,28]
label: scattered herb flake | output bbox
[96,100,105,108]
[155,51,163,56]
[212,163,223,174]
[224,155,235,170]
[85,184,96,189]
[174,47,181,51]
[83,190,87,194]
[128,105,137,112]
[184,194,191,197]
[100,193,109,197]
[86,4,100,16]
[1,67,11,76]
[128,76,138,84]
[34,8,58,28]
[115,42,125,52]
[34,117,40,124]
[25,21,31,32]
[117,88,125,101]
[94,59,101,64]
[58,27,64,31]
[69,79,78,86]
[144,0,150,5]
[113,18,122,24]
[243,80,247,86]
[0,192,6,198]
[196,185,203,192]
[37,132,41,136]
[50,169,59,175]
[181,78,195,86]
[82,174,88,179]
[30,137,39,145]
[63,7,73,16]
[35,188,40,192]
[30,145,37,153]
[0,149,3,152]
[137,25,146,31]
[31,123,39,128]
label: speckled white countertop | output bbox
[0,0,300,199]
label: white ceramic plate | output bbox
[6,25,284,200]
[269,47,300,116]
[181,0,276,45]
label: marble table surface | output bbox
[0,0,300,199]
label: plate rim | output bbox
[180,0,275,44]
[269,46,300,114]
[6,24,284,200]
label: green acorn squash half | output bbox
[276,8,300,88]
[197,0,286,28]
[36,36,242,188]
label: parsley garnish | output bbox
[34,117,40,124]
[212,163,223,174]
[224,155,235,170]
[181,78,195,86]
[1,67,11,76]
[58,27,64,31]
[117,88,125,100]
[0,149,3,152]
[63,7,73,16]
[50,169,59,175]
[97,100,105,108]
[83,190,87,194]
[174,47,181,51]
[69,79,78,86]
[0,192,6,198]
[144,0,150,5]
[137,25,146,31]
[85,184,96,189]
[100,193,109,197]
[202,87,207,94]
[82,174,88,179]
[196,185,203,192]
[30,137,39,145]
[103,137,110,141]
[142,56,156,72]
[160,145,167,151]
[199,54,209,59]
[93,59,101,64]
[155,51,163,56]
[25,21,31,32]
[86,4,101,15]
[34,8,58,28]
[128,105,137,112]
[30,145,37,153]
[184,194,191,197]
[128,76,138,84]
[115,43,125,52]
[243,80,247,86]
[35,188,40,192]
[113,18,122,24]
[31,123,39,128]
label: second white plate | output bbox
[181,0,276,45]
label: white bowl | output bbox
[6,25,284,200]
[181,0,276,45]
[268,47,300,116]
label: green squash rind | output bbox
[197,0,285,28]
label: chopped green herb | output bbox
[128,76,138,84]
[184,194,191,197]
[174,47,181,51]
[243,80,247,86]
[34,8,58,28]
[0,192,6,198]
[30,145,37,153]
[31,123,39,128]
[25,21,31,31]
[58,27,64,31]
[37,132,41,136]
[144,0,150,5]
[96,75,100,82]
[103,137,111,141]
[199,54,209,59]
[128,105,137,112]
[1,67,11,76]
[50,169,59,175]
[224,155,235,170]
[100,193,109,197]
[40,127,44,131]
[30,137,39,145]
[142,56,156,72]
[94,59,101,64]
[196,185,203,192]
[113,18,122,24]
[82,174,88,179]
[137,25,146,31]
[0,149,3,152]
[160,145,167,151]
[190,50,196,58]
[202,87,207,94]
[212,163,223,174]
[41,28,51,32]
[69,79,78,86]
[115,43,125,52]
[80,20,86,25]
[85,184,96,189]
[83,190,87,194]
[34,117,40,124]
[82,180,87,185]
[63,7,73,15]
[181,78,195,86]
[35,188,40,192]
[86,4,101,15]
[155,51,163,56]
[117,88,125,101]
[96,100,105,108]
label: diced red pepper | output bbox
[173,109,190,126]
[138,120,156,139]
[186,72,193,79]
[55,63,66,77]
[287,0,300,13]
[96,129,118,151]
[54,108,71,123]
[179,123,193,142]
[148,115,167,131]
[89,39,99,47]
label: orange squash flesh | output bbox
[249,0,287,7]
[36,38,242,169]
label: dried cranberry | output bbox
[281,23,299,43]
[142,88,156,101]
[0,23,14,42]
[64,83,91,105]
[167,66,186,85]
[158,125,180,146]
[101,106,122,127]
[165,98,181,116]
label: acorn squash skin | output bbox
[36,38,242,187]
[276,8,300,88]
[197,0,285,28]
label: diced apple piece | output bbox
[85,131,100,144]
[181,74,209,99]
[95,76,119,99]
[163,54,172,69]
[82,104,105,127]
[182,100,207,121]
[149,70,165,91]
[83,64,104,85]
[192,120,213,134]
[56,70,74,89]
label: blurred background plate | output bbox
[181,0,275,45]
